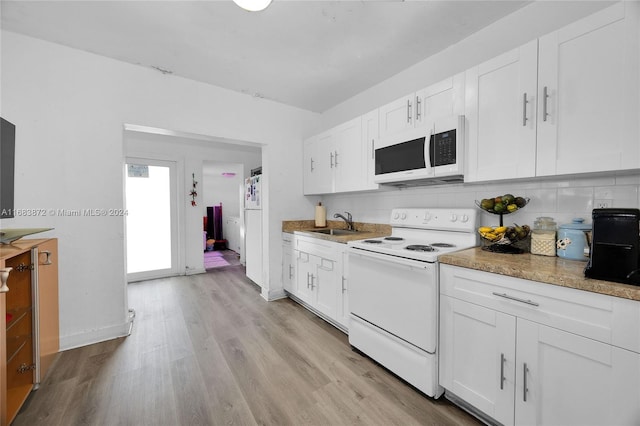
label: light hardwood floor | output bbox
[13,264,480,425]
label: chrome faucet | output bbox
[334,211,354,231]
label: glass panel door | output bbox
[125,159,178,281]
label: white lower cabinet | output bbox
[283,234,348,331]
[440,264,640,426]
[282,233,295,293]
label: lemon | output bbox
[494,226,507,233]
[478,226,493,233]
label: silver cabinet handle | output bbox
[407,99,412,123]
[542,86,549,122]
[341,276,346,293]
[500,353,506,390]
[310,157,314,172]
[416,96,421,121]
[289,265,294,280]
[523,363,529,402]
[310,274,315,289]
[371,139,375,159]
[492,292,539,307]
[522,93,529,126]
[330,152,334,168]
[41,250,52,265]
[334,150,339,167]
[307,272,311,288]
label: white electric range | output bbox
[347,208,479,398]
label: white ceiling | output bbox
[1,0,532,113]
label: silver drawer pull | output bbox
[500,353,506,390]
[492,292,539,307]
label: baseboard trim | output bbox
[59,320,132,351]
[261,287,287,301]
[186,267,206,275]
[286,292,348,334]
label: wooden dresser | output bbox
[0,239,59,426]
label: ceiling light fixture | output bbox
[222,172,236,177]
[233,0,272,12]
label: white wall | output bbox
[202,163,245,220]
[1,30,319,349]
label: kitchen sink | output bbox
[309,229,362,236]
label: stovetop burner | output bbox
[430,243,455,248]
[364,240,383,244]
[405,244,437,252]
[384,236,404,241]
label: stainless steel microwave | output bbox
[374,115,465,185]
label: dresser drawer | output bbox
[440,264,640,352]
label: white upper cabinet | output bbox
[333,116,364,193]
[304,115,377,195]
[379,91,426,139]
[422,73,465,126]
[466,2,640,183]
[303,133,333,195]
[465,40,539,182]
[536,2,640,176]
[379,74,465,141]
[361,109,379,191]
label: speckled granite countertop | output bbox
[440,248,640,302]
[282,220,391,244]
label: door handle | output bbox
[334,150,339,167]
[407,99,412,123]
[492,292,539,307]
[371,139,375,159]
[416,96,421,121]
[523,363,529,402]
[542,86,549,122]
[41,250,52,265]
[500,353,506,390]
[307,272,311,288]
[330,152,334,168]
[341,276,346,293]
[522,93,529,126]
[289,265,294,280]
[310,157,314,172]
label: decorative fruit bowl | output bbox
[475,195,529,215]
[478,224,531,254]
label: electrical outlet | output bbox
[595,199,612,209]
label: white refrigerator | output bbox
[244,175,262,287]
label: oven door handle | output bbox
[348,248,432,270]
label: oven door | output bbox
[348,247,438,353]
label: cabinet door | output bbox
[334,116,363,193]
[440,295,516,426]
[379,93,419,139]
[35,240,59,383]
[314,257,339,320]
[295,251,315,305]
[465,40,538,182]
[337,250,349,329]
[515,319,640,426]
[282,243,295,293]
[361,109,379,191]
[423,73,465,125]
[303,134,333,195]
[536,2,640,176]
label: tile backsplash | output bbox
[321,172,640,229]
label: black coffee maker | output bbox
[585,208,640,285]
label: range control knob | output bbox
[460,214,469,223]
[423,212,432,222]
[450,214,458,222]
[400,212,407,220]
[393,212,400,220]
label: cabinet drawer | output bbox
[296,235,343,260]
[441,264,640,352]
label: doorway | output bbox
[125,158,179,281]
